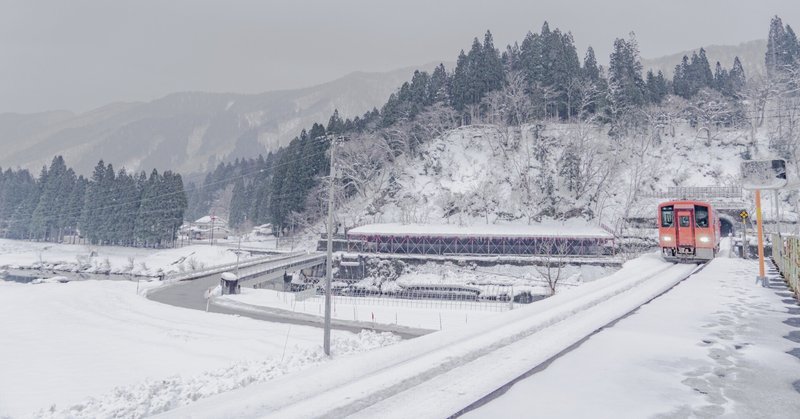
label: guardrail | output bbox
[165,251,315,282]
[237,254,326,286]
[639,186,743,199]
[771,234,800,297]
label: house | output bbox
[183,215,230,241]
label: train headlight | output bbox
[662,236,672,242]
[699,236,710,243]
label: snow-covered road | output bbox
[465,256,800,418]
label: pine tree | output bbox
[696,48,714,88]
[765,15,800,78]
[428,63,449,104]
[608,34,647,108]
[583,47,600,81]
[134,169,162,246]
[326,109,344,134]
[481,30,505,95]
[519,31,544,88]
[729,56,746,95]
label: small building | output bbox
[220,272,240,295]
[252,224,274,237]
[185,215,230,241]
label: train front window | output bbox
[695,205,709,228]
[661,206,674,227]
[679,216,690,227]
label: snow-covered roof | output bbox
[220,272,238,281]
[195,215,227,224]
[348,222,613,239]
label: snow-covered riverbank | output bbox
[0,239,256,277]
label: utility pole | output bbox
[235,235,242,277]
[210,213,215,246]
[324,136,337,356]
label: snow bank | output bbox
[33,331,398,419]
[0,239,247,277]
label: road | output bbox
[147,253,431,339]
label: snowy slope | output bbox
[336,118,759,237]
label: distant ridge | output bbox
[641,39,767,79]
[0,63,438,176]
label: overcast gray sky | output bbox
[2,0,799,114]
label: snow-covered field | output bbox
[216,258,617,331]
[0,239,262,277]
[218,288,506,331]
[0,280,399,418]
[467,256,800,418]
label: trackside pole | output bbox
[741,217,748,259]
[755,189,767,286]
[323,138,336,356]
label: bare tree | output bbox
[336,133,395,203]
[533,237,571,295]
[740,75,773,150]
[504,70,533,126]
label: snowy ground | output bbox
[218,259,616,331]
[0,280,399,418]
[157,252,699,418]
[218,288,507,331]
[394,261,614,294]
[466,255,800,418]
[0,239,266,277]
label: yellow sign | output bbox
[740,210,749,219]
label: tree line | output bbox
[0,156,187,246]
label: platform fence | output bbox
[771,234,800,297]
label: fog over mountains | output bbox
[641,39,767,79]
[0,64,435,176]
[0,40,765,177]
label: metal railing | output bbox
[165,251,322,282]
[639,186,742,199]
[771,234,800,297]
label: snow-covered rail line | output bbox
[158,256,701,419]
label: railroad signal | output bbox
[740,210,749,220]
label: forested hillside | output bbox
[216,16,800,236]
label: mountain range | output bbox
[0,40,768,177]
[0,64,437,176]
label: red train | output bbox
[658,200,721,262]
